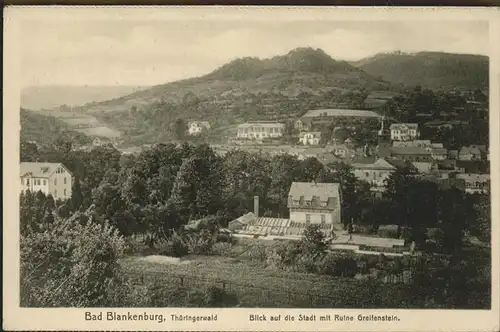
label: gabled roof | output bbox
[188,120,211,129]
[20,162,70,178]
[456,173,490,182]
[301,109,380,119]
[288,182,341,200]
[459,146,481,155]
[237,122,285,129]
[352,158,396,171]
[390,123,419,130]
[390,147,431,155]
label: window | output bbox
[321,215,325,223]
[36,179,40,186]
[64,177,67,184]
[54,179,57,185]
[43,179,47,185]
[306,214,311,222]
[305,201,311,207]
[365,172,369,177]
[64,189,67,196]
[26,179,30,186]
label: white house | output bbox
[287,182,342,233]
[92,137,102,146]
[455,173,490,194]
[20,162,73,200]
[187,121,211,136]
[299,132,321,145]
[390,123,420,141]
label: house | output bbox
[431,147,448,161]
[299,132,321,145]
[20,162,72,200]
[390,147,432,162]
[392,140,431,148]
[389,123,420,141]
[455,173,490,194]
[351,158,396,190]
[330,144,356,159]
[92,137,102,146]
[287,182,343,233]
[458,146,482,161]
[187,121,211,135]
[236,121,285,139]
[294,119,305,131]
[412,162,436,174]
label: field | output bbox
[29,110,122,138]
[120,249,421,308]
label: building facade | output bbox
[20,162,73,200]
[236,121,285,139]
[455,173,490,194]
[390,147,433,162]
[351,158,396,190]
[287,182,342,233]
[390,123,420,141]
[299,132,321,145]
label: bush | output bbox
[20,218,127,307]
[377,224,400,238]
[202,285,239,307]
[212,242,233,257]
[156,236,189,257]
[316,252,338,276]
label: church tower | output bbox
[376,115,391,158]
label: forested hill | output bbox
[76,47,389,114]
[352,51,489,90]
[20,109,91,147]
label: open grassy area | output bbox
[120,253,421,308]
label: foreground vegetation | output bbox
[20,140,491,308]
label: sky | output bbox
[19,16,490,87]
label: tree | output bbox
[172,118,188,141]
[70,177,83,211]
[301,224,327,256]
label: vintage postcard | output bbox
[3,5,500,332]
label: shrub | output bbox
[377,224,400,238]
[212,242,233,257]
[316,252,338,276]
[202,285,239,307]
[20,218,127,307]
[156,236,189,257]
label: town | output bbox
[17,22,491,310]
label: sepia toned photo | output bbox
[3,6,500,332]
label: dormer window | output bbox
[305,201,311,207]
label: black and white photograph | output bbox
[3,6,499,331]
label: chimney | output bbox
[254,196,259,218]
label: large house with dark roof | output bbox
[287,182,342,233]
[20,162,72,200]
